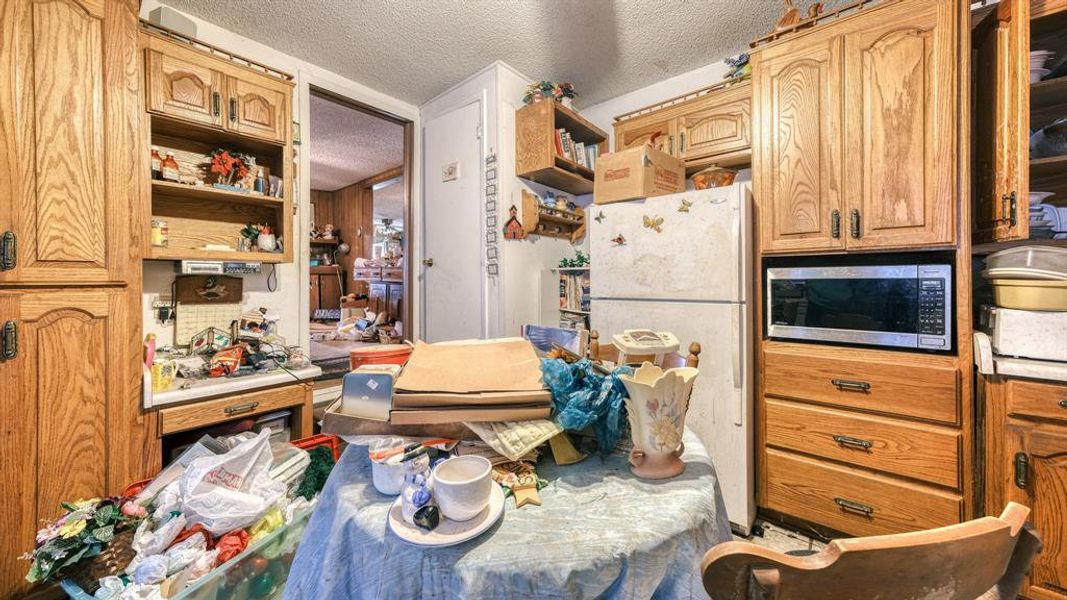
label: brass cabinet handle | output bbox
[224,401,258,415]
[1059,399,1067,409]
[833,434,873,450]
[229,98,238,123]
[831,210,841,239]
[680,132,686,152]
[212,92,221,117]
[1014,452,1029,489]
[831,378,871,392]
[0,231,15,271]
[850,209,861,239]
[835,497,874,517]
[1,321,16,361]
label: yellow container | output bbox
[991,279,1067,311]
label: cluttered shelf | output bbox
[152,179,285,207]
[147,247,287,263]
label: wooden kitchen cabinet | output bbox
[752,0,963,254]
[0,0,141,284]
[983,375,1067,600]
[752,31,844,254]
[615,113,677,155]
[369,282,388,315]
[841,0,958,249]
[226,74,289,144]
[310,267,344,313]
[146,44,226,129]
[676,83,751,163]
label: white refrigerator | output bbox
[589,181,754,534]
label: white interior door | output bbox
[421,100,484,342]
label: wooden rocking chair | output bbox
[701,502,1042,600]
[586,330,702,369]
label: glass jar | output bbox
[151,219,169,248]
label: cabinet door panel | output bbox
[843,0,956,249]
[226,76,288,143]
[319,273,341,311]
[754,38,844,253]
[146,47,225,128]
[678,86,751,161]
[388,284,403,321]
[0,0,137,284]
[973,0,1030,243]
[309,274,320,312]
[369,282,387,315]
[1008,425,1067,599]
[614,116,676,156]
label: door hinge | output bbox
[0,231,15,271]
[1000,191,1018,228]
[1013,452,1030,489]
[1,321,16,361]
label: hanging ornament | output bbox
[503,205,526,240]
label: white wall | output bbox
[140,2,420,347]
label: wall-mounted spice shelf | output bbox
[515,101,608,195]
[521,190,586,243]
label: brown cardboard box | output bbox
[593,145,685,205]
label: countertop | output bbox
[148,365,322,409]
[974,331,1067,383]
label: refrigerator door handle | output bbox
[731,304,744,427]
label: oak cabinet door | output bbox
[1006,423,1067,600]
[0,0,138,284]
[319,273,342,311]
[614,115,677,156]
[225,75,288,144]
[677,85,751,162]
[753,35,845,253]
[973,0,1030,243]
[841,0,957,250]
[145,46,225,129]
[0,289,122,595]
[309,274,321,312]
[388,284,403,321]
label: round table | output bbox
[284,429,731,599]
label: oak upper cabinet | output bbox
[0,0,140,284]
[841,0,958,250]
[146,43,226,129]
[226,74,289,144]
[615,113,677,156]
[677,83,751,162]
[752,31,845,253]
[0,289,129,595]
[973,0,1030,243]
[144,34,291,145]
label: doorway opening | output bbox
[307,88,412,375]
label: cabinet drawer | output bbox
[763,344,959,424]
[764,449,962,537]
[353,267,381,281]
[764,398,960,487]
[159,384,307,435]
[1008,379,1067,424]
[381,268,403,282]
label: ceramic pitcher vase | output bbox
[619,362,699,479]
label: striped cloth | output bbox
[284,429,731,599]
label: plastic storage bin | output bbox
[984,246,1067,279]
[348,342,413,369]
[990,279,1067,311]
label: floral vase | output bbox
[256,233,276,252]
[618,362,699,479]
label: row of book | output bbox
[554,128,601,171]
[559,271,590,313]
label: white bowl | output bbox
[1031,68,1051,83]
[1030,191,1055,206]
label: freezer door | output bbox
[590,185,750,302]
[591,298,755,533]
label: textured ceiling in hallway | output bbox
[309,93,404,191]
[159,0,836,107]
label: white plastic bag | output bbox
[128,514,186,573]
[179,430,285,535]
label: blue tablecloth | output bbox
[284,429,731,599]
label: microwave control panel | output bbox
[918,278,946,335]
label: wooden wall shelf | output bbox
[516,100,607,195]
[152,180,283,207]
[148,247,286,263]
[521,190,586,243]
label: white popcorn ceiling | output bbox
[309,93,404,191]
[158,0,820,107]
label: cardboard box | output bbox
[593,145,685,205]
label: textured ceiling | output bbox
[374,180,405,226]
[160,0,812,107]
[308,94,404,191]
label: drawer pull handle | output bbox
[1059,399,1067,409]
[834,497,874,517]
[224,402,259,415]
[831,379,871,392]
[833,434,873,450]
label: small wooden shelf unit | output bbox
[515,100,608,195]
[520,190,586,243]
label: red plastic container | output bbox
[349,343,413,370]
[292,434,341,461]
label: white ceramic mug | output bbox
[432,456,492,522]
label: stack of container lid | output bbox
[983,246,1067,311]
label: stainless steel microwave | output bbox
[766,264,952,351]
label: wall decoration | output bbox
[643,215,664,233]
[485,152,501,276]
[678,199,693,213]
[594,211,605,224]
[504,205,526,240]
[611,234,627,246]
[442,161,459,182]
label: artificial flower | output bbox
[121,502,147,518]
[58,519,86,539]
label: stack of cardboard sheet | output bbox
[389,339,552,425]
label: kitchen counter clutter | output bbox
[149,366,322,408]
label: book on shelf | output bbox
[554,128,599,171]
[574,142,587,168]
[559,270,591,313]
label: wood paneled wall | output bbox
[323,166,402,296]
[310,189,337,230]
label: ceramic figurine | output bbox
[618,362,699,479]
[773,0,801,32]
[400,450,437,530]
